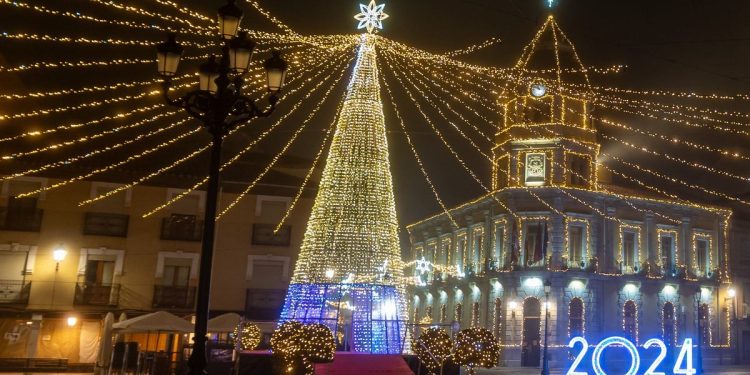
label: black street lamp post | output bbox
[541,280,551,375]
[695,289,704,374]
[155,1,287,374]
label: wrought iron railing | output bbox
[0,208,43,232]
[74,282,120,306]
[83,212,129,237]
[160,214,203,242]
[152,285,196,309]
[0,280,31,304]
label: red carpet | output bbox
[314,353,414,375]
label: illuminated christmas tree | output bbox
[280,2,407,354]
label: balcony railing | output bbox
[0,280,31,304]
[161,214,203,242]
[0,208,43,232]
[245,288,286,320]
[74,282,120,306]
[83,212,129,237]
[152,285,196,309]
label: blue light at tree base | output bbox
[280,283,406,354]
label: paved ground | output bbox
[473,366,750,374]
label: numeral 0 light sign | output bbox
[566,336,696,375]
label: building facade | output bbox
[406,18,737,369]
[0,176,313,363]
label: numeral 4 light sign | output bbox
[566,336,696,375]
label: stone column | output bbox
[681,217,692,273]
[552,197,565,269]
[605,206,617,273]
[645,213,656,273]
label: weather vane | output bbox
[354,0,389,33]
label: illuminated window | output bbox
[568,224,586,268]
[524,153,546,186]
[623,300,637,343]
[659,232,676,273]
[493,225,504,269]
[471,228,483,273]
[567,154,591,187]
[569,298,584,338]
[621,231,638,274]
[456,235,467,272]
[523,221,547,267]
[695,237,710,277]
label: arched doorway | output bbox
[521,297,541,367]
[662,302,675,346]
[569,298,584,338]
[623,300,637,343]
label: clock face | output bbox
[530,83,547,98]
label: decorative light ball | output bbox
[232,322,262,350]
[298,323,335,373]
[271,321,304,358]
[453,327,499,375]
[414,328,452,373]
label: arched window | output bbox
[623,300,638,343]
[569,298,584,338]
[699,303,711,346]
[662,302,675,346]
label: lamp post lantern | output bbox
[156,2,287,374]
[541,280,551,375]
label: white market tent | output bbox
[207,313,242,333]
[113,311,193,333]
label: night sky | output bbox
[0,0,749,235]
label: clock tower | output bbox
[493,16,601,191]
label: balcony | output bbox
[245,288,286,320]
[0,208,43,232]
[74,282,120,306]
[152,285,196,309]
[161,214,203,242]
[0,280,31,305]
[83,212,129,237]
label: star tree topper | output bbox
[354,0,389,33]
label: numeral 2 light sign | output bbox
[566,336,696,375]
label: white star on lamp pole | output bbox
[354,0,389,33]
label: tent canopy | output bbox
[113,311,193,333]
[208,313,241,333]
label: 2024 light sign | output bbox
[566,336,696,375]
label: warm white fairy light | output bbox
[139,48,354,217]
[289,34,406,296]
